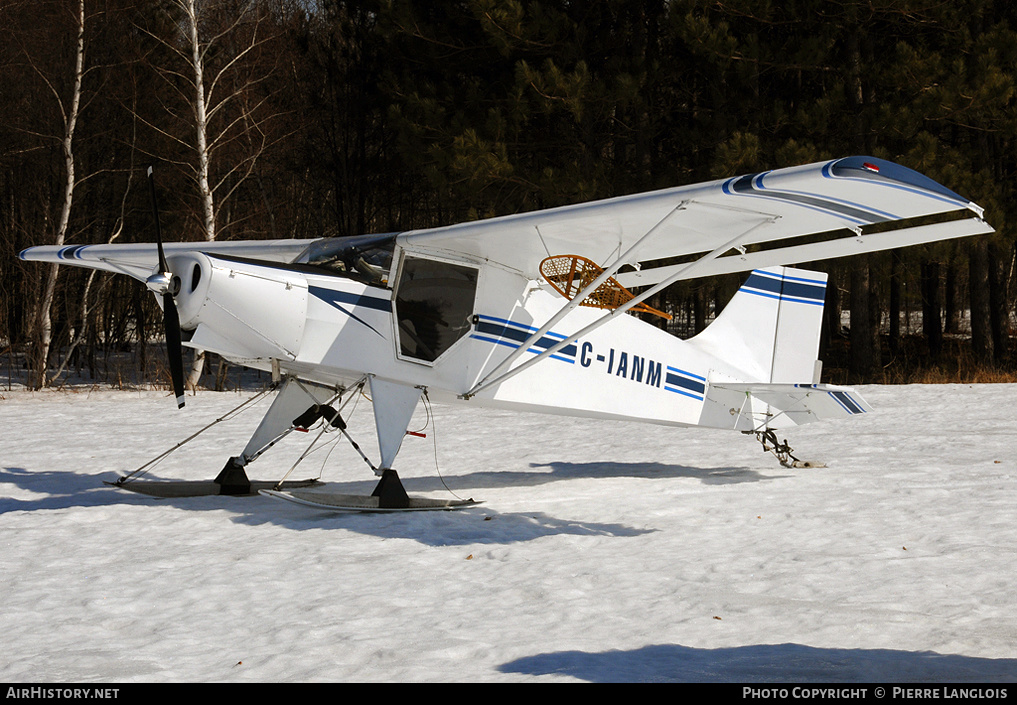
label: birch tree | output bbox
[139,0,288,387]
[24,0,87,389]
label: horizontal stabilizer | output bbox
[699,382,872,431]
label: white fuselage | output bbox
[172,245,755,430]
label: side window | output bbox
[394,256,479,363]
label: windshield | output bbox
[294,233,397,286]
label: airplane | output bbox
[19,156,993,510]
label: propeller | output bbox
[145,166,186,409]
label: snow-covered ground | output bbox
[1,383,1016,683]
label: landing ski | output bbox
[260,488,481,512]
[107,479,320,498]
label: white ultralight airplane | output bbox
[20,156,993,510]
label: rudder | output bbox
[687,266,827,384]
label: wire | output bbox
[422,390,466,501]
[117,386,275,484]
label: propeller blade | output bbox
[147,166,185,409]
[147,166,168,274]
[163,292,186,409]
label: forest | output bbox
[2,0,1015,392]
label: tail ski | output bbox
[688,266,870,431]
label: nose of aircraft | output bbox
[165,253,212,330]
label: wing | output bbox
[21,157,991,288]
[19,238,319,281]
[397,156,993,285]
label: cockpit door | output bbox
[392,253,479,364]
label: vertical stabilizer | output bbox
[688,267,827,383]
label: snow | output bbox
[1,383,1016,683]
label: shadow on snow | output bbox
[498,642,1017,683]
[0,458,784,546]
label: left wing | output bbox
[19,239,318,281]
[397,156,992,284]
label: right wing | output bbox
[20,157,992,291]
[19,239,319,282]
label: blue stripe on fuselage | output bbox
[470,315,576,363]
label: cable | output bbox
[116,386,275,485]
[422,390,466,501]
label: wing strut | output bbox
[463,203,780,398]
[465,201,688,395]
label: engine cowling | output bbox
[166,253,308,361]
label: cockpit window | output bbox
[394,255,479,363]
[294,233,397,286]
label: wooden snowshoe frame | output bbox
[539,254,672,321]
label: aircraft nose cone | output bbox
[145,271,180,296]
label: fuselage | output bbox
[169,243,757,429]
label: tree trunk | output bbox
[819,267,842,369]
[183,0,215,391]
[921,260,942,360]
[988,240,1009,365]
[31,0,85,390]
[944,254,960,335]
[889,250,902,355]
[969,238,994,365]
[849,260,880,381]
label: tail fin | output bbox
[688,266,827,384]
